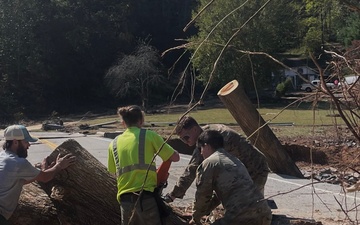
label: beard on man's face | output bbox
[17,141,28,158]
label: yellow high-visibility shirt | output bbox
[108,127,175,202]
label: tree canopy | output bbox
[185,0,302,91]
[181,0,360,94]
[0,0,359,121]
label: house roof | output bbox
[283,58,317,68]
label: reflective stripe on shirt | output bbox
[112,129,156,176]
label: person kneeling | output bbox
[189,130,272,225]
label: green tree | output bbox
[105,43,166,109]
[0,0,196,118]
[34,0,135,111]
[0,0,46,117]
[334,8,360,46]
[299,0,360,51]
[275,77,293,97]
[186,0,302,91]
[0,0,136,116]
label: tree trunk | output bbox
[9,139,188,225]
[217,80,303,177]
[9,182,59,225]
[9,139,120,225]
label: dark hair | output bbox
[117,105,144,127]
[2,140,13,150]
[197,130,224,150]
[175,116,199,134]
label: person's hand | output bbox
[188,219,196,224]
[41,157,55,171]
[163,193,175,203]
[40,157,48,171]
[56,153,76,170]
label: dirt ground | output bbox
[278,126,360,225]
[279,125,360,183]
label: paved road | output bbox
[1,130,359,224]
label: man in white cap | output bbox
[0,125,76,224]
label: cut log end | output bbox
[217,80,238,96]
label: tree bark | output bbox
[9,182,59,225]
[9,139,188,225]
[9,139,120,225]
[217,80,303,177]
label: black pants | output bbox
[0,214,9,225]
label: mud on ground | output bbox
[279,125,360,187]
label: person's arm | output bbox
[192,161,216,224]
[205,193,221,215]
[156,151,179,187]
[28,153,76,183]
[168,150,180,162]
[167,147,203,200]
[107,140,117,175]
[151,130,179,163]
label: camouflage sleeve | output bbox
[170,147,203,199]
[224,130,269,192]
[207,124,270,191]
[206,193,221,214]
[192,160,216,223]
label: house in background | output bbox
[281,58,319,89]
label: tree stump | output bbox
[218,80,303,177]
[9,139,188,225]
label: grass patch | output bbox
[74,104,347,138]
[74,107,344,127]
[145,107,345,126]
[145,108,237,125]
[78,105,346,127]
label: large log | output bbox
[9,182,59,225]
[9,139,120,225]
[9,139,188,225]
[218,80,303,177]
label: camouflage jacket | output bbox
[192,148,270,224]
[170,124,269,198]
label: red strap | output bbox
[157,160,172,186]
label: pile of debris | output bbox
[42,117,64,131]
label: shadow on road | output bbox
[271,214,322,225]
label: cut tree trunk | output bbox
[9,139,188,225]
[9,139,120,225]
[218,80,303,177]
[9,182,59,225]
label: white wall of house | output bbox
[283,66,318,89]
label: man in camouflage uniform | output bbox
[165,116,269,202]
[189,130,272,225]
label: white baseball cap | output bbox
[4,125,38,142]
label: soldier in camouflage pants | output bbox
[189,130,272,225]
[165,116,269,202]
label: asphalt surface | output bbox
[1,130,359,224]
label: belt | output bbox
[120,191,154,202]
